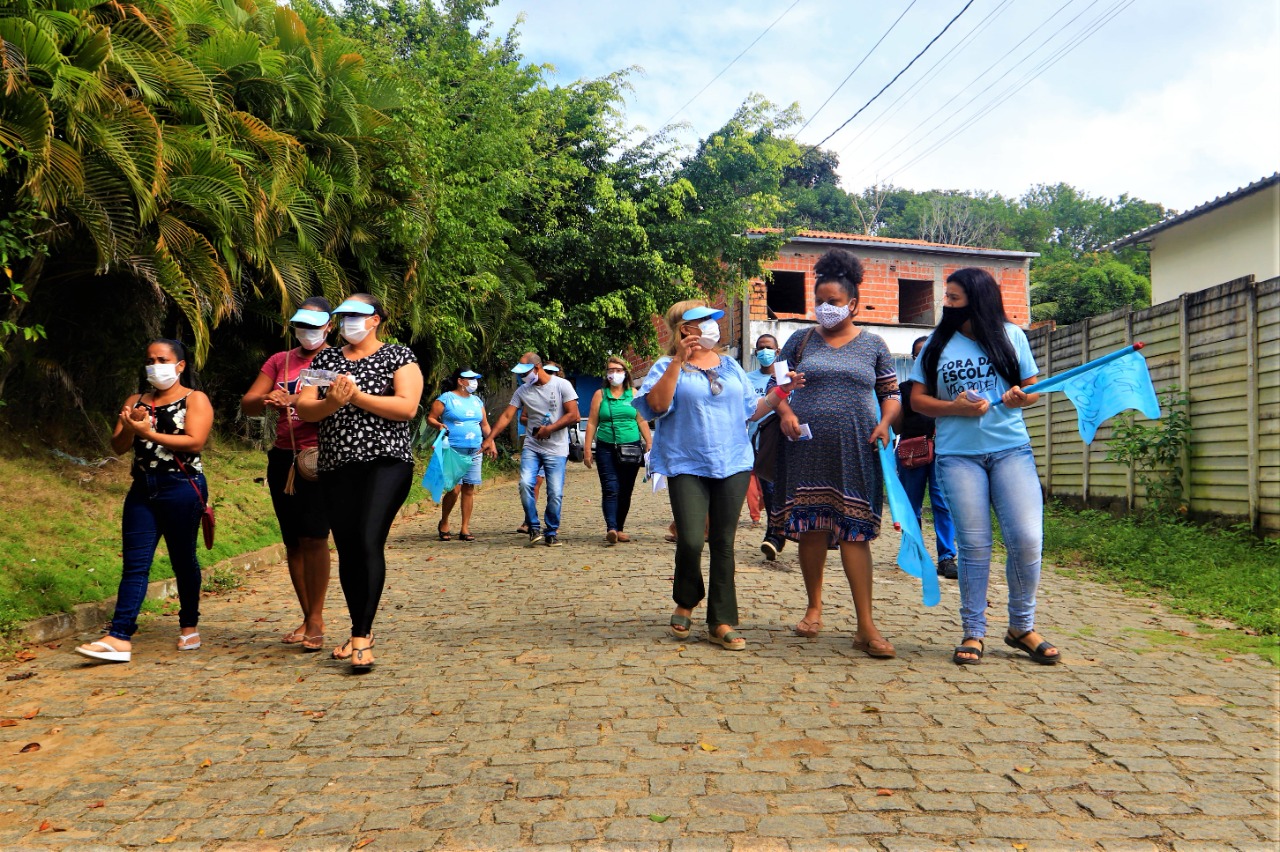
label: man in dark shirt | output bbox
[898,336,958,579]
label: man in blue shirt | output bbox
[743,334,787,561]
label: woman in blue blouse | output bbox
[633,301,801,650]
[426,368,491,541]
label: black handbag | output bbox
[752,328,815,484]
[568,426,585,463]
[617,441,645,464]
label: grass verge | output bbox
[1043,503,1279,663]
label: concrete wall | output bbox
[1150,183,1280,304]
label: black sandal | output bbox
[1005,629,1060,665]
[952,639,984,665]
[437,521,452,542]
[458,533,475,542]
[351,644,375,673]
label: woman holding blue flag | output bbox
[910,268,1060,667]
[296,294,423,673]
[427,369,491,541]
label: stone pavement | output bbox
[2,465,1277,851]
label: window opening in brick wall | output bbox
[898,278,934,325]
[767,271,807,315]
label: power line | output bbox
[811,0,977,149]
[657,0,802,132]
[793,0,919,138]
[835,0,1018,156]
[847,0,1090,182]
[882,0,1137,182]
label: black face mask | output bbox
[940,305,970,326]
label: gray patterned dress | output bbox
[768,328,900,548]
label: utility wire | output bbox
[848,0,1090,181]
[812,0,977,149]
[794,0,919,137]
[657,0,802,131]
[882,0,1137,182]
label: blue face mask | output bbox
[756,348,777,368]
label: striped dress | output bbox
[768,328,900,547]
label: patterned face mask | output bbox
[815,302,851,329]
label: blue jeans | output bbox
[110,472,207,640]
[936,444,1043,640]
[897,459,956,562]
[595,441,641,532]
[520,449,567,534]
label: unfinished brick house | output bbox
[739,229,1036,373]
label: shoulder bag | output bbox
[283,350,320,494]
[605,391,645,464]
[895,435,935,469]
[753,328,815,484]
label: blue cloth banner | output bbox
[1034,346,1161,444]
[878,432,941,607]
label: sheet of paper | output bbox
[786,423,813,442]
[651,473,667,492]
[772,359,789,385]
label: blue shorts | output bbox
[458,448,483,486]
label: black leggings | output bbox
[321,458,413,636]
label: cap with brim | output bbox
[682,306,725,322]
[289,308,330,327]
[544,365,561,373]
[511,363,535,375]
[460,370,482,379]
[332,299,376,315]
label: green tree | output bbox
[1031,253,1151,325]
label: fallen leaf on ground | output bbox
[649,814,669,823]
[200,759,212,768]
[88,801,104,809]
[861,706,880,714]
[18,742,40,753]
[0,719,17,727]
[15,650,36,662]
[1012,844,1027,850]
[581,565,590,570]
[1013,766,1032,773]
[38,820,51,831]
[7,671,36,681]
[354,838,375,848]
[698,742,717,752]
[876,789,893,796]
[156,836,177,844]
[22,708,39,720]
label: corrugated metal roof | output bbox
[1104,173,1280,251]
[747,228,1038,259]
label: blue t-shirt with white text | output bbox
[908,323,1038,456]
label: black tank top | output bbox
[131,392,203,478]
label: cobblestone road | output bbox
[2,466,1277,851]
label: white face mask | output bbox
[464,379,479,393]
[145,363,180,390]
[697,319,721,349]
[815,302,851,330]
[295,328,327,350]
[341,316,372,344]
[523,369,538,384]
[607,371,626,386]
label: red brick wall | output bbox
[899,279,934,324]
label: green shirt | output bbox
[596,388,641,444]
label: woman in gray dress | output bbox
[770,249,901,657]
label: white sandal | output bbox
[177,632,201,651]
[75,641,131,663]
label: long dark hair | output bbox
[442,367,470,394]
[920,268,1021,395]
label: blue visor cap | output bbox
[682,306,725,322]
[332,299,376,316]
[460,370,482,379]
[511,363,536,375]
[289,308,330,327]
[544,365,561,373]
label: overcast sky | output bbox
[488,0,1279,212]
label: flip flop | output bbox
[75,641,130,663]
[1005,630,1060,665]
[852,635,896,659]
[794,617,822,638]
[333,635,374,661]
[669,614,692,638]
[177,632,201,651]
[282,629,304,645]
[301,634,325,652]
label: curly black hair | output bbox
[812,248,864,302]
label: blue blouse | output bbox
[437,391,486,451]
[633,355,758,479]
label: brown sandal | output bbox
[852,635,896,659]
[794,617,822,638]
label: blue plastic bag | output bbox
[422,431,474,503]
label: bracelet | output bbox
[772,386,789,399]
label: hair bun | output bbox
[813,248,863,284]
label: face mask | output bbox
[697,319,720,349]
[607,371,626,386]
[341,316,371,344]
[145,363,179,390]
[815,302,851,330]
[295,328,327,350]
[941,305,971,325]
[523,369,538,384]
[464,379,479,393]
[756,348,776,367]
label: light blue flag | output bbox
[878,432,941,607]
[1038,347,1161,444]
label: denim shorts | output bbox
[459,448,483,486]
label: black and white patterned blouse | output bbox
[311,344,419,472]
[131,392,203,477]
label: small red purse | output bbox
[895,435,935,469]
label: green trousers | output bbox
[667,471,751,627]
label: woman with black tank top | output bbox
[76,340,214,664]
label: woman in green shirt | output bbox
[584,356,653,545]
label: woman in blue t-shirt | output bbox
[909,268,1060,667]
[426,368,492,542]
